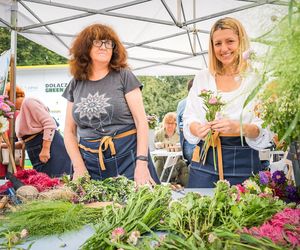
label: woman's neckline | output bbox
[214,73,243,93]
[88,70,110,82]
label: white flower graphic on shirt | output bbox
[75,92,111,120]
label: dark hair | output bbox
[69,23,128,80]
[187,79,193,92]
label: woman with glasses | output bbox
[63,24,159,185]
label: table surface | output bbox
[150,149,182,157]
[11,188,214,250]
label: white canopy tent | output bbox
[0,0,289,76]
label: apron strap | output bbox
[192,132,240,181]
[22,131,43,143]
[78,129,137,171]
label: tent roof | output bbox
[0,0,289,75]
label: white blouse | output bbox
[183,69,272,150]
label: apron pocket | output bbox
[27,144,43,168]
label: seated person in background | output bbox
[154,112,189,186]
[0,84,24,177]
[176,79,196,165]
[15,94,72,178]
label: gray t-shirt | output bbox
[62,68,141,138]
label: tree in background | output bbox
[0,27,67,65]
[139,75,193,122]
[1,27,195,121]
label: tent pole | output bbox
[193,0,196,53]
[8,0,18,173]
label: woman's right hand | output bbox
[72,166,89,181]
[190,122,211,139]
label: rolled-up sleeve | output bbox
[183,72,208,145]
[25,99,57,141]
[245,116,273,150]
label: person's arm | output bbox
[125,88,155,186]
[210,119,259,138]
[183,72,210,144]
[64,101,88,180]
[24,98,57,163]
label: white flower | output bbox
[75,92,111,120]
[0,116,8,133]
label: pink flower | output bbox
[242,49,255,61]
[236,184,246,193]
[264,171,271,179]
[286,231,299,246]
[111,227,125,240]
[208,97,218,105]
[271,208,300,228]
[0,102,11,112]
[201,89,208,94]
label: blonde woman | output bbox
[183,17,272,188]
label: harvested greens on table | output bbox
[0,170,299,249]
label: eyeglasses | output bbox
[92,40,115,49]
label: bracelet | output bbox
[136,155,148,162]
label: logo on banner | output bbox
[45,83,68,92]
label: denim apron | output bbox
[24,130,72,177]
[78,124,160,183]
[188,136,262,188]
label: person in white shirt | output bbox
[183,17,272,188]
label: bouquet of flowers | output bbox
[242,170,300,203]
[199,89,224,169]
[243,208,300,247]
[146,114,158,130]
[0,95,15,134]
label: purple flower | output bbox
[259,171,270,185]
[286,185,298,202]
[272,170,286,184]
[242,49,255,61]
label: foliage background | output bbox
[0,27,193,122]
[257,1,300,144]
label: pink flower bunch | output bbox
[0,95,15,119]
[243,208,300,247]
[198,89,224,168]
[111,227,126,243]
[15,169,61,192]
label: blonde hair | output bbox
[208,17,250,75]
[5,83,25,110]
[163,112,177,126]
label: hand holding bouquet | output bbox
[199,89,224,169]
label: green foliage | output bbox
[139,75,193,121]
[258,1,300,144]
[1,28,195,119]
[0,27,67,65]
[1,201,104,237]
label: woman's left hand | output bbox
[210,119,240,134]
[134,161,156,186]
[39,148,50,163]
